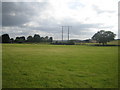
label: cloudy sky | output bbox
[1,0,119,40]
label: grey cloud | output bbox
[0,2,2,27]
[2,2,48,26]
[2,0,48,2]
[2,18,110,40]
[92,5,115,14]
[2,2,115,40]
[119,2,120,16]
[68,2,85,9]
[21,17,104,37]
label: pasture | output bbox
[2,44,118,88]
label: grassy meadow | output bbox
[2,44,118,88]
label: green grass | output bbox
[108,40,120,45]
[2,44,118,88]
[75,40,120,45]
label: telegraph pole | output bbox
[68,26,69,41]
[62,26,63,43]
[61,26,72,42]
[67,26,72,41]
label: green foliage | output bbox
[33,34,41,42]
[49,37,53,42]
[1,34,53,43]
[27,36,33,42]
[14,36,25,43]
[2,44,118,88]
[108,40,120,45]
[2,34,10,43]
[68,40,75,45]
[26,35,53,43]
[92,30,116,45]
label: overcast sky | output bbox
[1,0,119,40]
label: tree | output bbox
[0,36,2,43]
[92,30,116,45]
[14,36,25,43]
[10,38,14,43]
[45,36,49,42]
[19,36,25,43]
[27,36,33,42]
[14,37,19,43]
[49,37,53,42]
[40,37,45,42]
[20,36,25,41]
[2,34,10,43]
[33,34,41,42]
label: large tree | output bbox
[27,36,33,42]
[14,36,25,43]
[2,34,10,43]
[49,37,53,42]
[33,34,41,42]
[0,36,2,43]
[44,36,49,42]
[92,30,116,45]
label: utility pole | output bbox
[68,26,69,41]
[67,26,72,41]
[61,26,72,42]
[62,26,63,43]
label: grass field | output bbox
[75,40,120,45]
[2,44,118,88]
[108,40,120,45]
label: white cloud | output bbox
[2,0,118,40]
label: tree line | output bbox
[0,30,116,45]
[0,34,53,43]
